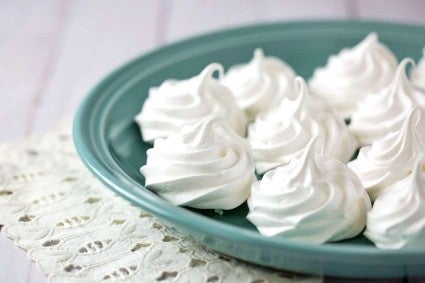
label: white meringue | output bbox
[348,107,425,201]
[309,33,398,118]
[364,155,425,249]
[247,78,318,174]
[350,58,421,146]
[247,137,371,244]
[248,77,357,174]
[141,116,256,210]
[312,104,358,164]
[135,63,247,143]
[412,48,425,90]
[222,48,296,121]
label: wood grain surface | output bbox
[1,1,424,282]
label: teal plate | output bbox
[73,21,425,279]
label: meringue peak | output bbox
[357,32,378,49]
[349,58,420,146]
[309,32,398,118]
[222,48,296,121]
[365,154,425,249]
[249,76,357,174]
[375,106,423,160]
[141,116,255,210]
[252,48,265,65]
[395,57,414,81]
[287,136,322,184]
[198,63,224,87]
[389,58,414,94]
[135,63,247,143]
[181,115,224,146]
[349,106,425,201]
[247,136,371,244]
[181,116,249,150]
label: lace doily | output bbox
[0,121,320,282]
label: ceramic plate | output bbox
[73,21,425,278]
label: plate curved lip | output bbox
[73,19,425,268]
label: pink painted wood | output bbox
[0,1,424,282]
[166,0,348,42]
[0,0,71,142]
[31,0,162,135]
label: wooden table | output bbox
[1,1,424,282]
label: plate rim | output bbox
[73,20,425,277]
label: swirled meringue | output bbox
[312,103,358,164]
[309,33,398,118]
[248,77,357,174]
[412,48,425,90]
[364,155,425,249]
[135,63,247,143]
[348,107,425,201]
[141,116,256,210]
[222,48,296,121]
[247,137,371,244]
[350,58,422,146]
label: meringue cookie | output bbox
[348,107,425,201]
[247,137,371,244]
[135,63,247,143]
[412,48,425,90]
[248,77,357,174]
[350,58,420,146]
[364,155,425,249]
[248,78,319,174]
[312,103,358,163]
[309,33,398,118]
[222,48,296,121]
[141,116,256,210]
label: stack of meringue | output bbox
[247,137,371,244]
[135,63,247,143]
[349,107,425,249]
[309,33,398,119]
[248,77,357,174]
[350,58,425,146]
[136,35,425,248]
[222,48,296,121]
[349,107,425,200]
[141,116,256,210]
[364,154,425,249]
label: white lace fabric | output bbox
[0,121,319,282]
